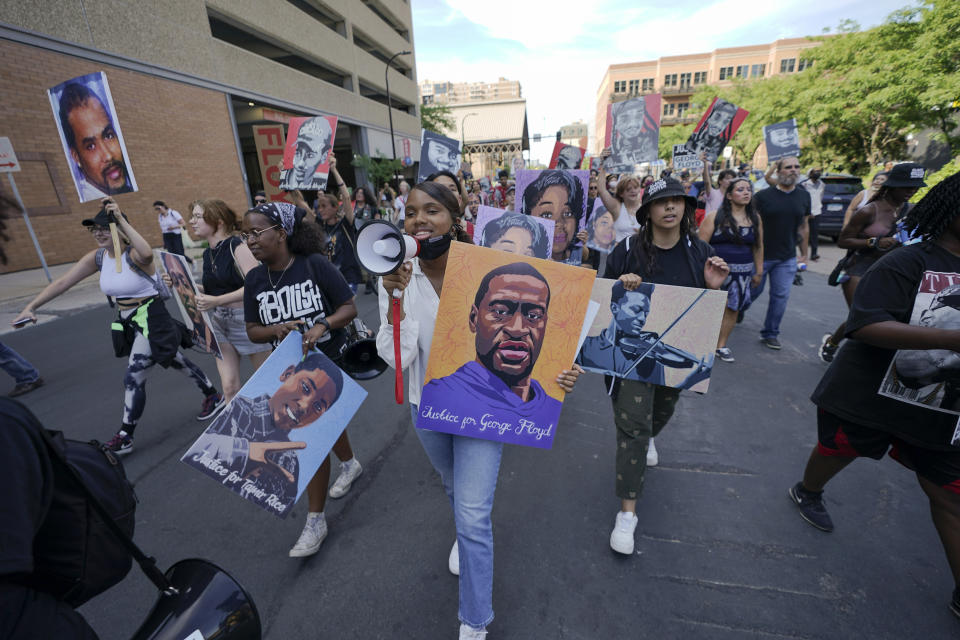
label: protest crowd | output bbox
[2,55,960,640]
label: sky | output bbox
[411,0,911,165]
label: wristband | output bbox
[867,237,878,249]
[318,317,331,332]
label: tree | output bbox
[420,103,454,134]
[351,154,402,191]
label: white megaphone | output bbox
[356,220,420,275]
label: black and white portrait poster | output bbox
[763,118,801,161]
[47,72,138,203]
[279,115,338,191]
[548,142,586,170]
[603,94,661,173]
[417,129,462,183]
[576,278,726,392]
[879,272,960,430]
[684,97,749,164]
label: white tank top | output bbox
[614,203,641,243]
[855,189,873,211]
[99,252,158,298]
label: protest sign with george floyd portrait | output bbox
[684,97,749,164]
[278,115,338,191]
[181,332,367,517]
[416,243,595,449]
[418,129,462,183]
[763,118,801,162]
[604,94,662,172]
[47,72,138,203]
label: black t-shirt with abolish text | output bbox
[244,253,354,354]
[754,186,811,261]
[812,243,960,450]
[321,220,362,285]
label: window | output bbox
[679,72,692,88]
[422,95,434,105]
[628,79,640,93]
[798,58,813,71]
[613,80,626,93]
[663,103,675,116]
[780,58,796,73]
[677,102,689,117]
[718,66,734,80]
[736,65,749,78]
[694,71,707,84]
[433,83,447,94]
[642,78,655,91]
[751,63,765,78]
[664,73,677,87]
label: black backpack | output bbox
[4,399,174,607]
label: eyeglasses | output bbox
[88,225,110,234]
[254,198,267,204]
[240,225,279,242]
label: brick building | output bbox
[0,0,420,272]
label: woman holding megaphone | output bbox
[375,181,583,640]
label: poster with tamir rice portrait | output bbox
[181,332,367,517]
[417,243,596,449]
[47,72,139,203]
[279,115,338,191]
[158,250,221,359]
[576,278,726,392]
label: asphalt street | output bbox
[4,269,958,639]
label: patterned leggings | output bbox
[610,379,681,500]
[123,330,213,430]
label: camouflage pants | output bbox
[610,379,680,500]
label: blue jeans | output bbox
[750,257,797,340]
[0,342,40,385]
[410,404,502,629]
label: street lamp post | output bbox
[385,50,411,164]
[461,111,478,174]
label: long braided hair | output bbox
[630,198,697,274]
[902,170,960,244]
[713,178,761,246]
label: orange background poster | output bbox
[424,243,596,402]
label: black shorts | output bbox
[816,408,960,495]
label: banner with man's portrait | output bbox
[47,72,138,203]
[548,142,587,170]
[417,243,596,449]
[278,115,338,191]
[418,130,462,183]
[684,97,749,164]
[604,94,662,173]
[515,169,589,265]
[576,278,726,393]
[181,332,367,517]
[763,118,801,162]
[158,251,221,358]
[472,205,555,260]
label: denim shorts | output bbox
[209,307,271,356]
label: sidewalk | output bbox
[0,262,104,336]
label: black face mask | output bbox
[418,231,454,260]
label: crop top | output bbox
[99,251,158,298]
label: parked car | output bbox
[816,174,864,241]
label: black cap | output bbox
[81,208,128,227]
[883,162,926,188]
[637,177,697,224]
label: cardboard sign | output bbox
[0,137,21,173]
[417,243,596,448]
[604,94,662,172]
[252,124,292,204]
[418,130,462,183]
[576,278,726,392]
[515,169,590,264]
[684,97,749,164]
[279,115,338,191]
[763,118,801,161]
[47,72,138,202]
[182,332,366,517]
[672,144,703,171]
[548,142,587,170]
[472,205,555,260]
[158,251,221,358]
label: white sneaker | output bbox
[329,458,363,498]
[289,513,327,557]
[448,540,459,576]
[610,511,637,555]
[646,438,659,467]
[459,623,487,639]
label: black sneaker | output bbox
[789,482,834,532]
[9,377,45,397]
[793,273,804,286]
[819,334,839,363]
[761,337,782,350]
[105,431,133,455]
[951,588,960,619]
[197,392,225,421]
